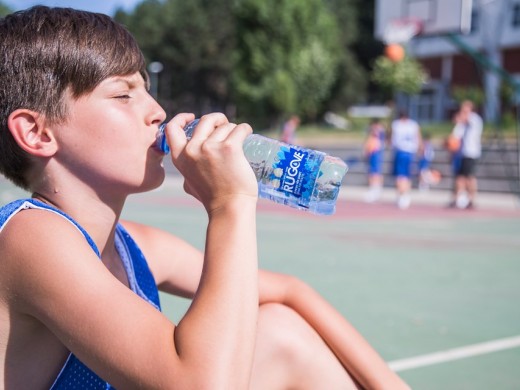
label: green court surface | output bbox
[2,177,520,389]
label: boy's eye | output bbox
[115,94,131,100]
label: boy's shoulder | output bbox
[1,198,97,250]
[0,201,101,295]
[0,201,170,389]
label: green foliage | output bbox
[499,82,518,107]
[233,0,343,124]
[500,111,516,128]
[0,1,12,16]
[371,55,428,95]
[328,50,367,113]
[115,0,236,114]
[451,85,484,107]
[115,0,166,59]
[116,0,366,126]
[292,40,337,118]
[323,0,368,111]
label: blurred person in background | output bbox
[390,110,422,209]
[363,118,386,202]
[448,100,483,209]
[417,132,438,191]
[280,114,300,144]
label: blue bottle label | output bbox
[270,146,324,207]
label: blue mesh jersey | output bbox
[0,199,162,389]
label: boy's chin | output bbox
[136,171,166,194]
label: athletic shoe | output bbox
[397,194,411,209]
[456,194,469,209]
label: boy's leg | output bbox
[454,175,468,208]
[466,176,478,207]
[393,152,412,209]
[250,303,359,390]
[465,159,478,207]
[395,176,411,209]
[365,174,383,203]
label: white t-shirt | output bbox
[452,112,483,159]
[391,118,420,153]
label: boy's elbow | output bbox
[161,366,250,390]
[189,368,252,390]
[279,274,314,303]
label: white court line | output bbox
[388,335,520,372]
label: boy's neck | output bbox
[31,187,123,259]
[31,190,130,288]
[32,191,59,208]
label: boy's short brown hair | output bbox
[0,6,148,190]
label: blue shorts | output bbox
[452,152,462,174]
[368,151,383,174]
[393,150,414,178]
[418,157,430,172]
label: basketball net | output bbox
[383,18,423,44]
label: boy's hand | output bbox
[165,113,257,213]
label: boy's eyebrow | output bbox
[106,75,143,89]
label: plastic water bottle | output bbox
[155,119,348,215]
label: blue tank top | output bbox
[0,199,162,389]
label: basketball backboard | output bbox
[374,0,474,43]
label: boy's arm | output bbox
[129,224,408,390]
[3,206,256,389]
[155,113,260,388]
[121,220,204,299]
[1,211,180,389]
[452,122,464,138]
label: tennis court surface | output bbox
[2,177,519,389]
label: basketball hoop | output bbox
[383,18,423,44]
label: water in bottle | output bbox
[155,120,347,215]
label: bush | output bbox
[371,55,428,95]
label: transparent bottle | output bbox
[155,119,348,215]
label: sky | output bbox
[4,0,142,16]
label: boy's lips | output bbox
[151,143,167,156]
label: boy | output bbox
[363,118,386,203]
[0,6,409,389]
[448,100,483,209]
[390,110,422,209]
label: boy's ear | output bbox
[7,109,58,157]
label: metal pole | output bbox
[516,98,520,201]
[147,61,163,100]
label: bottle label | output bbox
[270,146,324,207]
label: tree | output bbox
[115,0,236,116]
[324,0,368,112]
[232,0,343,126]
[116,0,366,128]
[349,0,386,103]
[371,55,428,96]
[0,1,12,17]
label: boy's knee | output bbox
[256,303,315,364]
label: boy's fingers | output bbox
[166,113,252,166]
[188,113,229,144]
[205,122,238,142]
[166,113,195,158]
[224,123,253,144]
